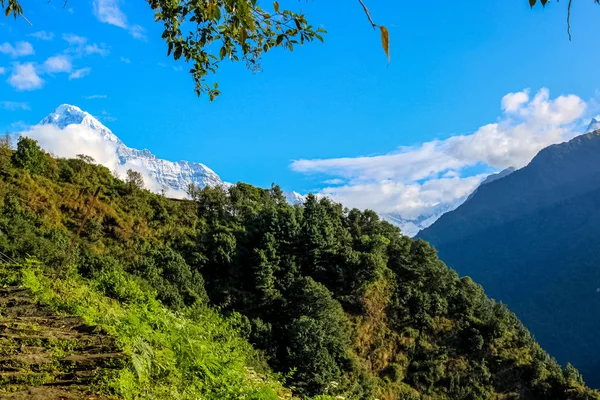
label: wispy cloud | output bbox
[44,55,72,73]
[83,43,110,56]
[0,41,34,58]
[0,101,30,111]
[6,63,44,91]
[93,0,127,28]
[85,94,107,99]
[0,67,5,75]
[69,67,91,80]
[62,34,110,57]
[98,110,117,122]
[129,25,147,41]
[92,0,146,40]
[120,57,130,64]
[62,34,87,46]
[291,89,588,222]
[28,31,54,41]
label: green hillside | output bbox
[0,136,598,399]
[418,131,600,386]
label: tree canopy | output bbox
[0,141,598,398]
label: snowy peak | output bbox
[40,104,120,144]
[588,118,600,133]
[284,191,306,205]
[35,104,223,195]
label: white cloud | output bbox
[324,179,345,185]
[17,123,185,197]
[28,31,54,41]
[0,67,5,75]
[63,33,87,46]
[129,25,146,40]
[7,63,44,91]
[92,0,146,40]
[93,0,127,28]
[321,176,486,221]
[85,94,107,99]
[62,34,110,57]
[120,57,130,64]
[502,89,530,112]
[44,55,72,73]
[0,41,34,58]
[0,101,30,111]
[83,43,110,56]
[19,123,121,171]
[291,89,587,226]
[69,67,91,80]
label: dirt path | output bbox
[0,286,124,399]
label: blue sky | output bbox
[1,0,600,222]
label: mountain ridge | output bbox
[418,129,600,387]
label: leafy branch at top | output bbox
[148,0,326,100]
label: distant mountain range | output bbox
[31,105,481,235]
[30,105,600,240]
[34,105,307,200]
[418,126,600,387]
[382,167,518,237]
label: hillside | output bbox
[0,285,123,399]
[0,135,598,399]
[418,130,600,387]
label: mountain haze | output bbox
[418,129,600,386]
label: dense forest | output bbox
[0,136,598,399]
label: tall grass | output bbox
[2,260,291,399]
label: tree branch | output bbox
[357,0,377,29]
[567,0,573,40]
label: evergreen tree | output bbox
[11,136,45,174]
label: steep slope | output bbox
[0,286,123,399]
[418,130,600,386]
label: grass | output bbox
[1,260,292,399]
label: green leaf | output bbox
[174,43,182,60]
[273,1,279,13]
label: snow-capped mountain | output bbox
[588,118,600,132]
[37,104,223,194]
[381,200,467,238]
[29,104,301,201]
[284,191,306,205]
[381,167,517,237]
